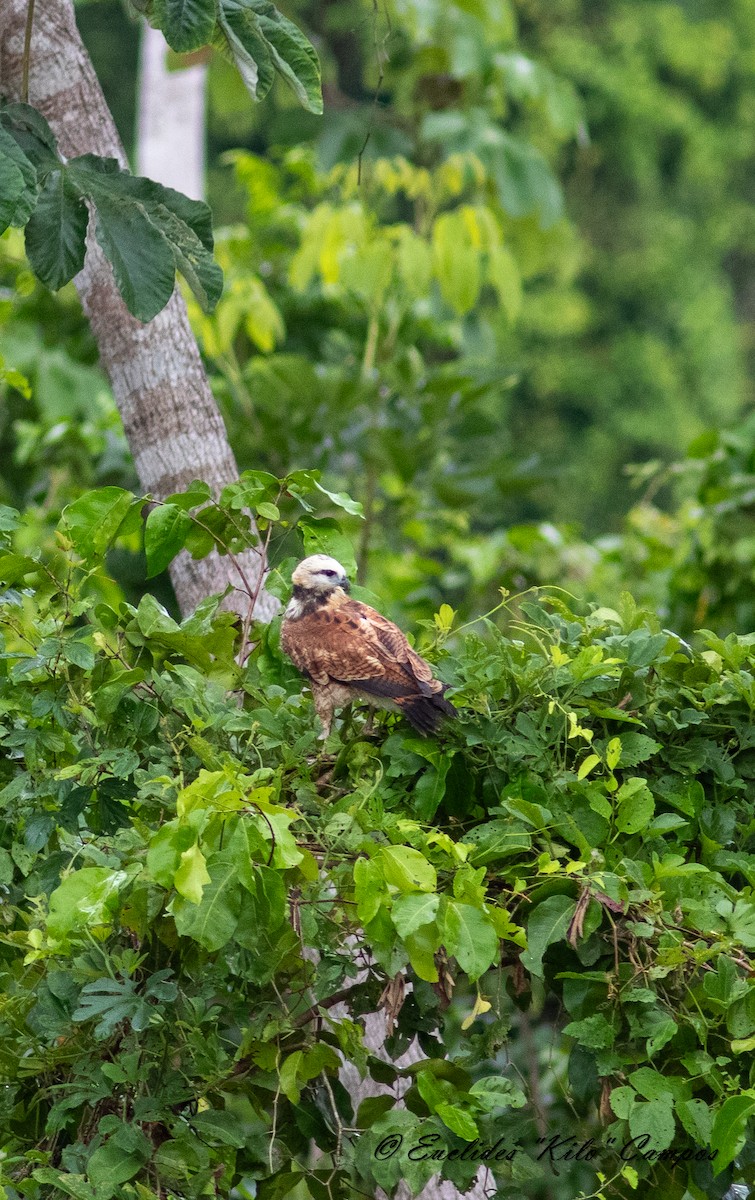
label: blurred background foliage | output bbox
[1,0,754,632]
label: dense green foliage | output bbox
[2,0,755,1197]
[1,485,755,1198]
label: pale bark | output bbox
[137,23,206,202]
[336,996,492,1200]
[0,0,278,621]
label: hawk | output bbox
[280,554,457,739]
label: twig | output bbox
[22,0,36,103]
[357,0,392,184]
[292,983,365,1028]
[320,1069,344,1161]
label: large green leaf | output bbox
[245,0,322,114]
[443,900,499,981]
[172,851,242,949]
[67,155,223,320]
[0,125,37,234]
[87,1124,152,1194]
[218,0,322,113]
[217,0,275,102]
[144,503,194,577]
[391,892,440,938]
[432,209,482,316]
[615,777,655,835]
[378,845,437,893]
[92,190,177,322]
[155,0,217,51]
[711,1092,755,1175]
[0,102,59,170]
[25,169,88,290]
[47,868,129,943]
[628,1095,676,1153]
[520,894,577,978]
[174,843,211,904]
[62,487,135,558]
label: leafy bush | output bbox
[1,481,755,1199]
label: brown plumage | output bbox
[280,554,457,739]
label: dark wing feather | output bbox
[281,596,456,732]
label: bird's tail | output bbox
[399,691,457,736]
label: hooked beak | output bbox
[340,576,351,593]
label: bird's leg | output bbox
[313,689,335,741]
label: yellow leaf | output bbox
[174,844,210,905]
[578,753,601,780]
[606,737,622,770]
[461,993,492,1030]
[434,603,455,633]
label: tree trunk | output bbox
[0,0,277,622]
[137,23,207,202]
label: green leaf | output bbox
[48,868,129,943]
[378,845,437,893]
[31,1171,98,1200]
[615,777,654,835]
[63,487,135,558]
[628,1096,675,1153]
[256,501,280,520]
[435,1102,478,1141]
[248,0,322,113]
[443,901,499,981]
[577,753,601,781]
[25,169,88,290]
[92,189,177,322]
[68,155,223,319]
[521,895,577,978]
[218,0,322,113]
[218,0,275,102]
[314,479,364,517]
[562,1013,616,1049]
[487,244,522,323]
[87,1124,151,1193]
[404,922,441,981]
[432,209,481,315]
[616,733,662,767]
[711,1092,755,1175]
[609,1086,636,1120]
[62,639,96,671]
[155,0,217,52]
[468,1076,527,1112]
[0,102,59,167]
[391,892,440,938]
[0,124,38,234]
[191,1109,249,1148]
[174,843,211,904]
[492,132,563,227]
[172,851,241,949]
[144,503,194,577]
[72,977,142,1039]
[676,1097,714,1146]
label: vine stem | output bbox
[22,0,36,102]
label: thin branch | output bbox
[292,982,366,1028]
[357,0,392,185]
[22,0,36,103]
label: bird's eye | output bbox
[322,569,337,577]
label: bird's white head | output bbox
[291,554,351,595]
